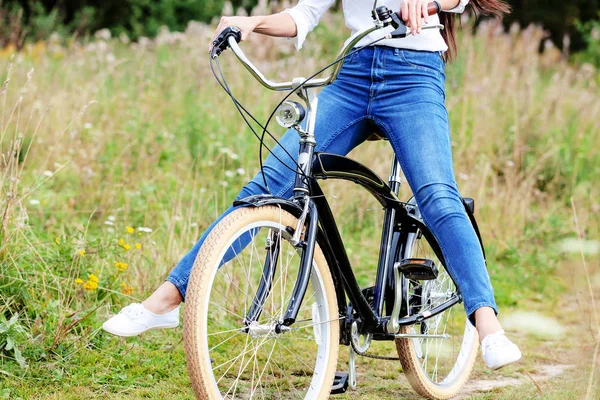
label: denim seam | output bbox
[344,50,359,64]
[165,276,186,299]
[381,48,387,97]
[399,49,444,76]
[367,49,377,115]
[465,300,498,318]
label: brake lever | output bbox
[210,26,243,59]
[389,22,444,39]
[374,6,443,40]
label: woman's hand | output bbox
[400,0,430,35]
[209,16,263,51]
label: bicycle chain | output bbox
[350,336,400,361]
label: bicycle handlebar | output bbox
[212,3,443,92]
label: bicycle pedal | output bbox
[397,258,438,280]
[330,371,349,394]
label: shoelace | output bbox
[121,303,145,319]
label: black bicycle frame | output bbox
[235,152,483,339]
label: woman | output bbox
[103,0,522,370]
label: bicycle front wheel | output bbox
[395,224,479,399]
[183,205,339,399]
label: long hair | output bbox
[440,0,511,61]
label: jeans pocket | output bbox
[400,49,445,74]
[343,48,361,65]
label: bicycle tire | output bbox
[183,205,339,399]
[395,222,479,399]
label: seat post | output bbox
[388,156,402,195]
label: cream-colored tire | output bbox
[395,227,479,399]
[183,206,339,399]
[396,324,478,399]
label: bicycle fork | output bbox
[243,82,321,328]
[242,202,319,328]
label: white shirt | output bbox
[284,0,469,52]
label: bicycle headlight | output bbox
[275,101,306,129]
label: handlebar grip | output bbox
[211,26,243,58]
[427,1,441,15]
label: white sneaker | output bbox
[481,330,522,370]
[102,303,180,337]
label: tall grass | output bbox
[0,4,598,388]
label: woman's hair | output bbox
[440,0,511,61]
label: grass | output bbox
[0,5,599,399]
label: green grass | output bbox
[0,10,599,399]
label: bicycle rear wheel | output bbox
[183,205,339,399]
[395,222,479,399]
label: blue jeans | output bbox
[167,46,498,322]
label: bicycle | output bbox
[184,4,484,399]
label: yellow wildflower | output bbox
[135,243,141,250]
[120,282,134,296]
[118,238,131,250]
[83,280,98,292]
[55,237,60,245]
[114,261,128,272]
[74,278,84,285]
[78,249,86,257]
[88,273,99,283]
[126,226,135,234]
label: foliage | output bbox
[573,14,600,66]
[502,0,600,52]
[0,313,29,368]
